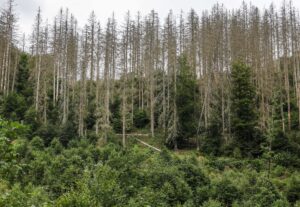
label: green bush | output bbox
[212,178,241,206]
[286,175,300,204]
[133,109,149,128]
[202,199,222,207]
[1,93,27,121]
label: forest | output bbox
[0,0,300,206]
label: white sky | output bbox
[0,0,299,37]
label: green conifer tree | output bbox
[230,62,263,156]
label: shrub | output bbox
[286,175,300,204]
[202,199,222,207]
[212,178,241,206]
[133,109,149,129]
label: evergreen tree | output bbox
[175,54,199,148]
[1,53,32,121]
[230,62,263,157]
[15,53,33,103]
[201,89,223,155]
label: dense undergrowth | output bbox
[0,118,299,207]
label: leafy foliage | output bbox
[175,54,199,148]
[230,62,264,157]
[0,117,299,206]
[133,109,149,129]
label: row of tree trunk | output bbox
[1,0,300,147]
